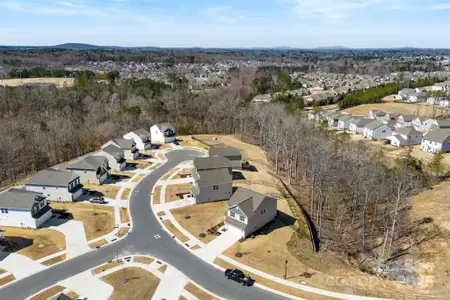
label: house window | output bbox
[239,215,245,222]
[213,185,219,190]
[230,211,235,218]
[2,208,8,214]
[261,209,266,215]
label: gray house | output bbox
[191,157,233,204]
[102,139,138,160]
[65,156,109,185]
[25,168,83,202]
[94,145,126,171]
[209,147,242,169]
[421,131,450,153]
[0,188,52,228]
[225,188,277,238]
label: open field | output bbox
[51,202,114,240]
[173,168,192,179]
[171,201,227,243]
[89,239,108,249]
[127,160,151,169]
[177,136,210,150]
[83,184,120,199]
[91,259,123,275]
[342,102,439,118]
[41,254,66,266]
[162,220,190,243]
[121,188,131,200]
[120,207,130,223]
[133,256,154,265]
[100,267,160,300]
[165,183,192,203]
[30,285,65,300]
[0,274,15,287]
[184,283,219,300]
[2,227,66,260]
[0,78,75,87]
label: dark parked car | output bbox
[224,269,251,286]
[383,139,391,145]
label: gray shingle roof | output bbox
[100,144,124,157]
[0,188,45,210]
[26,168,78,187]
[371,110,386,116]
[228,188,276,217]
[436,120,450,128]
[400,114,415,122]
[395,127,422,136]
[197,168,232,187]
[338,115,353,122]
[209,146,242,158]
[194,157,232,171]
[365,121,385,130]
[155,122,174,132]
[352,118,373,127]
[132,128,151,139]
[112,138,134,150]
[423,131,450,143]
[65,156,107,171]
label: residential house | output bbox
[348,118,373,134]
[123,128,152,150]
[439,99,450,108]
[421,131,450,153]
[396,114,415,128]
[190,157,233,204]
[412,117,431,132]
[94,145,126,171]
[209,147,242,169]
[102,138,138,160]
[415,88,427,93]
[369,110,387,120]
[429,119,450,131]
[25,168,83,202]
[408,92,426,102]
[431,81,450,92]
[224,187,277,238]
[383,112,401,121]
[337,115,355,131]
[395,88,415,100]
[390,127,423,147]
[320,110,338,122]
[0,189,52,228]
[65,156,109,185]
[327,112,342,127]
[150,123,176,143]
[363,121,392,139]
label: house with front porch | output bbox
[123,128,152,150]
[190,157,233,204]
[412,117,431,132]
[225,188,277,238]
[0,188,52,228]
[65,156,109,185]
[94,145,126,171]
[25,168,83,202]
[102,138,139,160]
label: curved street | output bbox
[0,149,289,300]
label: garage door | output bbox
[226,223,244,238]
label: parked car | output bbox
[383,139,391,145]
[224,269,251,286]
[89,196,106,204]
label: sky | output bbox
[0,0,449,48]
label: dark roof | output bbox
[26,168,78,187]
[197,168,232,187]
[400,114,416,122]
[371,110,386,116]
[0,188,45,210]
[365,121,386,130]
[65,156,107,171]
[111,138,134,150]
[55,293,72,300]
[209,146,242,158]
[155,122,174,132]
[132,128,151,139]
[338,115,353,122]
[424,131,450,143]
[193,157,232,171]
[99,144,124,157]
[228,188,276,217]
[436,120,450,128]
[224,216,247,230]
[352,118,373,127]
[395,127,422,136]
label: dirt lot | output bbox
[115,227,130,238]
[184,283,219,300]
[51,202,114,240]
[173,168,192,179]
[91,259,123,275]
[0,274,15,287]
[152,186,162,204]
[83,184,120,199]
[177,136,210,150]
[158,264,168,273]
[2,227,66,260]
[342,102,437,118]
[171,201,227,243]
[0,78,74,87]
[127,160,151,169]
[121,188,131,200]
[162,220,189,243]
[120,207,130,223]
[132,174,146,183]
[165,183,192,203]
[89,239,108,249]
[30,285,65,300]
[133,256,154,265]
[161,170,176,180]
[100,267,160,300]
[41,254,66,266]
[109,170,134,182]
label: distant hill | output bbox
[314,46,349,50]
[51,43,105,50]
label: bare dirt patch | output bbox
[109,170,134,182]
[91,259,123,275]
[41,254,66,266]
[165,183,192,203]
[2,227,66,260]
[100,267,160,300]
[120,207,130,223]
[30,285,65,300]
[0,78,74,88]
[184,282,219,300]
[89,239,108,249]
[132,174,146,183]
[0,274,15,287]
[115,227,130,238]
[173,168,192,179]
[51,202,114,240]
[161,170,176,181]
[152,186,162,204]
[133,256,154,265]
[65,291,80,299]
[83,184,120,199]
[127,160,151,169]
[121,188,131,200]
[171,201,227,243]
[342,102,436,118]
[162,220,189,243]
[158,264,168,273]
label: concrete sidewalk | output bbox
[59,270,113,299]
[0,253,46,279]
[51,220,91,259]
[152,266,190,300]
[195,230,241,263]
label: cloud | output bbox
[56,1,85,9]
[0,0,106,16]
[430,2,450,10]
[292,0,384,19]
[202,5,243,24]
[0,1,24,11]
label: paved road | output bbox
[0,150,289,300]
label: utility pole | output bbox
[284,260,288,279]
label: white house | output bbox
[408,92,426,103]
[102,138,139,160]
[151,123,176,143]
[431,81,450,92]
[0,189,52,228]
[439,99,450,108]
[225,188,277,238]
[383,112,401,121]
[392,127,423,146]
[337,115,355,131]
[348,118,373,134]
[327,113,342,127]
[395,114,415,128]
[25,168,83,202]
[363,121,392,139]
[123,128,152,150]
[395,88,415,100]
[94,145,126,171]
[369,110,387,120]
[412,117,431,132]
[421,131,450,153]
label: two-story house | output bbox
[102,138,139,160]
[327,112,342,127]
[348,118,372,134]
[150,123,176,143]
[225,188,277,238]
[123,128,152,150]
[337,115,355,131]
[363,121,392,139]
[369,110,387,120]
[0,188,52,228]
[190,157,233,204]
[64,156,109,185]
[94,145,126,171]
[25,168,83,202]
[395,114,415,128]
[421,131,450,153]
[208,147,242,170]
[412,117,431,132]
[390,127,423,147]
